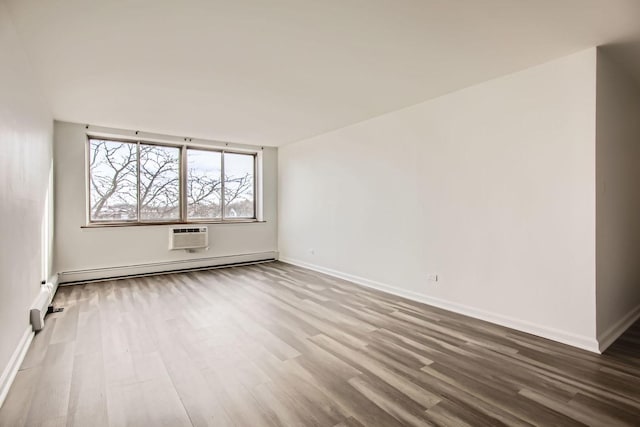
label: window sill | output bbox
[81,219,265,229]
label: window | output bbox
[224,152,255,219]
[140,144,181,220]
[89,139,137,221]
[187,149,222,219]
[88,138,257,224]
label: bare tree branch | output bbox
[90,141,254,220]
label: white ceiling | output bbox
[6,0,640,146]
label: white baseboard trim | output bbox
[0,326,34,408]
[597,303,640,353]
[280,257,600,353]
[58,251,279,284]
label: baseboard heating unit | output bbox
[57,251,278,285]
[30,279,59,332]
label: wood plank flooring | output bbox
[1,261,639,426]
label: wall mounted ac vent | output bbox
[169,227,208,250]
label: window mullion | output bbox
[253,153,257,220]
[180,145,187,222]
[136,141,141,222]
[86,138,91,223]
[221,151,225,221]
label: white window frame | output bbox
[85,135,260,226]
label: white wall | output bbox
[595,49,640,345]
[54,121,277,280]
[0,0,52,399]
[279,49,599,349]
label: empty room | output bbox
[2,0,640,426]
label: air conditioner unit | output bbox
[169,227,208,250]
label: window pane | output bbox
[139,144,180,220]
[224,153,254,218]
[89,139,138,221]
[187,149,222,219]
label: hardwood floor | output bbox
[1,261,639,426]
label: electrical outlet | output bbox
[427,274,439,283]
[309,248,315,255]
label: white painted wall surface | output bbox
[279,49,598,348]
[595,50,640,345]
[0,0,52,397]
[53,121,277,278]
